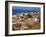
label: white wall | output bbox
[0,0,46,37]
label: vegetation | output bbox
[26,14,32,18]
[23,13,25,16]
[12,23,22,30]
[16,23,22,27]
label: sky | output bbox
[12,6,40,15]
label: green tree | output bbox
[26,13,32,18]
[23,13,25,16]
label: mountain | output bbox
[12,6,40,15]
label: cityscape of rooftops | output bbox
[12,6,40,30]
